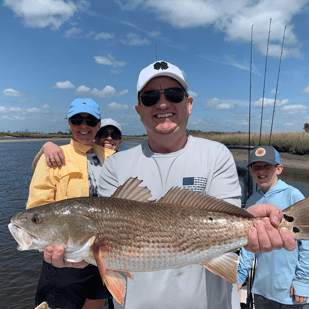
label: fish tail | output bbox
[281,198,309,240]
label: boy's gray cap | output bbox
[137,60,188,93]
[100,118,122,133]
[247,145,281,167]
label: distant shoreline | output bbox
[0,138,71,143]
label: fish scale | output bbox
[82,197,254,272]
[9,177,309,307]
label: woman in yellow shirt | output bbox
[27,98,114,309]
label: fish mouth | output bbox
[8,223,41,251]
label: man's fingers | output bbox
[247,204,283,226]
[43,245,54,263]
[244,227,259,253]
[43,143,65,168]
[294,295,308,304]
[43,245,88,269]
[261,217,283,250]
[280,227,296,251]
[50,245,66,268]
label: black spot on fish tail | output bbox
[293,227,300,233]
[284,214,294,222]
[209,217,213,221]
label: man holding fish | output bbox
[12,61,298,309]
[95,60,298,308]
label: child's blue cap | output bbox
[247,145,281,167]
[68,98,101,119]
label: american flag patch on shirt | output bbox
[182,177,207,193]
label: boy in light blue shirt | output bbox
[238,145,309,308]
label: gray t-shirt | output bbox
[98,135,242,309]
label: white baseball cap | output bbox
[100,118,122,133]
[137,60,188,93]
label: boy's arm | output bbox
[31,142,65,172]
[292,239,309,301]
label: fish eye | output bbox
[31,216,41,224]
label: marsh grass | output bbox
[187,131,309,155]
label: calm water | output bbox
[1,139,308,308]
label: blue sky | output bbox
[1,0,309,136]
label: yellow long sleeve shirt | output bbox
[26,139,114,209]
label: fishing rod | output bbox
[269,25,286,145]
[258,18,272,146]
[247,25,253,199]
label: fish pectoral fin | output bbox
[124,271,134,280]
[105,270,126,307]
[91,244,126,307]
[202,252,239,284]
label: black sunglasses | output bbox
[97,130,121,140]
[139,87,187,107]
[70,114,100,127]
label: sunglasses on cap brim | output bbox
[97,130,121,140]
[139,87,188,107]
[70,114,100,127]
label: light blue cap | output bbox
[68,98,101,119]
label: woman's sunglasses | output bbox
[70,114,100,127]
[97,130,121,140]
[139,87,187,107]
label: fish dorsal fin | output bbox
[203,252,239,283]
[111,177,153,202]
[158,187,253,218]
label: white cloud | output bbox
[121,33,151,46]
[76,85,91,93]
[63,27,82,38]
[206,97,235,110]
[217,103,235,110]
[148,30,161,38]
[91,86,116,98]
[107,102,129,110]
[53,80,75,89]
[253,98,289,108]
[94,53,126,68]
[42,104,51,109]
[188,90,197,98]
[118,0,309,59]
[0,106,23,113]
[2,88,23,97]
[27,107,40,113]
[3,0,82,30]
[87,31,115,40]
[118,89,129,96]
[299,86,309,95]
[280,104,307,115]
[1,115,25,120]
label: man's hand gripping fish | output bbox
[8,178,309,306]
